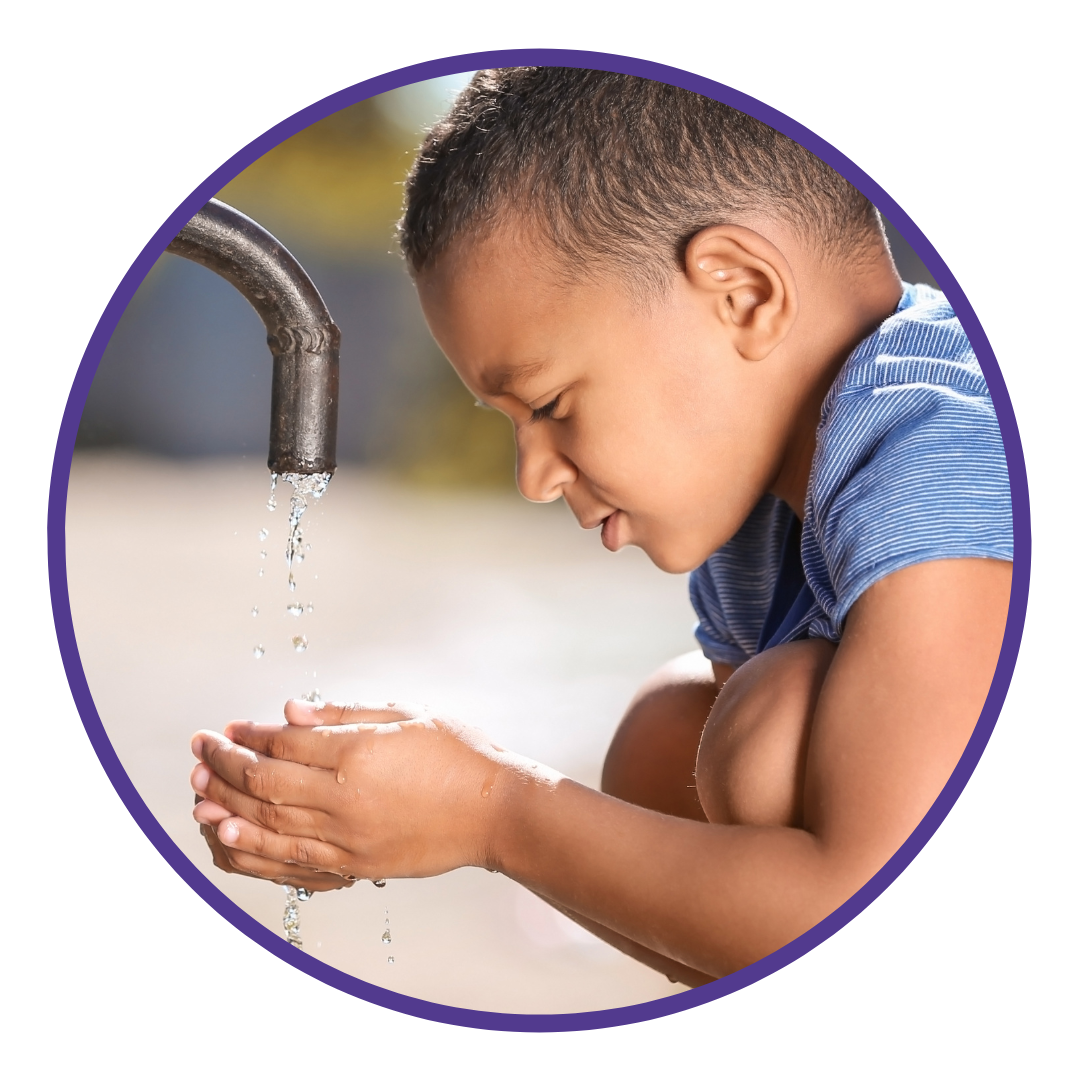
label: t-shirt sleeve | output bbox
[804,380,1014,631]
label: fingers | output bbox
[192,794,231,824]
[191,763,326,839]
[198,815,352,892]
[214,815,355,876]
[191,730,331,808]
[221,722,370,770]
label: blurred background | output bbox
[66,72,938,1014]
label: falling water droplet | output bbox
[258,568,264,578]
[282,884,303,948]
[251,606,258,617]
[381,929,392,945]
[292,635,308,653]
[387,956,394,965]
[301,688,323,707]
[259,527,269,541]
[259,550,268,559]
[286,603,304,617]
[305,602,314,614]
[296,887,312,902]
[288,575,297,592]
[305,543,311,552]
[253,645,265,659]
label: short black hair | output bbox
[398,67,883,293]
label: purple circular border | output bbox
[48,49,1030,1032]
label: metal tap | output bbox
[167,199,339,476]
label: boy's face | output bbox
[416,239,794,573]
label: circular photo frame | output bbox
[48,48,1030,1032]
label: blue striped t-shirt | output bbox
[689,283,1013,668]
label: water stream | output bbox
[257,472,331,948]
[254,471,394,962]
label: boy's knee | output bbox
[696,639,836,828]
[601,652,718,820]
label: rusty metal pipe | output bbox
[166,199,339,476]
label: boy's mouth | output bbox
[600,511,627,552]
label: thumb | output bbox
[284,698,350,727]
[283,699,427,727]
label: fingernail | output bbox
[191,764,210,793]
[219,820,239,844]
[191,735,205,758]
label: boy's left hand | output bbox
[189,701,538,881]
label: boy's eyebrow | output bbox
[480,358,553,396]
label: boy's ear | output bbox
[685,226,798,360]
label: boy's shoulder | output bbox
[803,281,1012,634]
[690,283,1013,665]
[823,283,988,413]
[808,282,1000,508]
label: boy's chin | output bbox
[637,539,709,575]
[600,513,713,573]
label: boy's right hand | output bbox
[195,793,353,892]
[192,700,369,891]
[192,699,430,889]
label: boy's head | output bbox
[399,68,901,572]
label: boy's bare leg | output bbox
[547,640,835,985]
[601,651,721,820]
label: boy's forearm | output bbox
[526,887,715,987]
[489,770,848,978]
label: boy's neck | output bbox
[768,251,904,519]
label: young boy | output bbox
[189,68,1013,985]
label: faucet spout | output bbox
[167,199,339,476]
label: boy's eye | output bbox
[529,394,563,423]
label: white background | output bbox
[4,2,1074,1074]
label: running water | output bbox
[282,885,312,948]
[259,472,332,943]
[253,471,331,660]
[383,907,394,965]
[280,471,331,593]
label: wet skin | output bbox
[192,225,1012,980]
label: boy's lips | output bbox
[600,510,628,552]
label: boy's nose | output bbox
[516,427,577,503]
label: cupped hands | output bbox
[190,700,553,884]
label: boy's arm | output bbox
[193,557,1010,976]
[486,557,1011,974]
